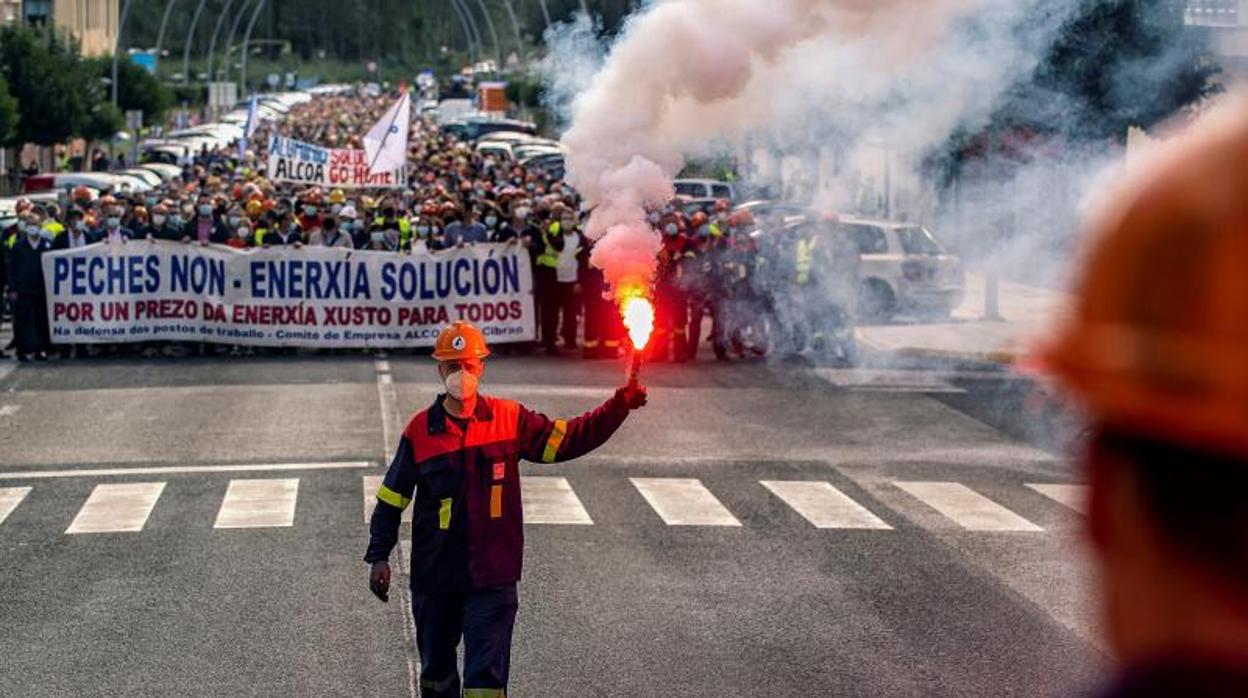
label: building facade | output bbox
[21,0,118,56]
[1187,0,1248,80]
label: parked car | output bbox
[838,216,965,322]
[136,163,184,183]
[22,172,152,195]
[674,178,736,201]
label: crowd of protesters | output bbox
[0,88,856,364]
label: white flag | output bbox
[364,91,411,175]
[237,95,259,159]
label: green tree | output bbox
[0,25,89,146]
[80,101,125,144]
[0,74,19,145]
[88,56,176,125]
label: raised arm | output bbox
[517,386,647,464]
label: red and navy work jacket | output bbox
[365,392,630,592]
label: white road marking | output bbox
[0,461,371,480]
[0,405,20,417]
[894,481,1043,531]
[363,475,412,523]
[66,482,165,534]
[375,359,400,460]
[0,486,32,525]
[814,368,966,394]
[521,476,593,525]
[398,538,412,576]
[214,478,299,529]
[630,478,741,526]
[1027,483,1088,514]
[761,480,892,530]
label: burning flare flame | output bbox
[618,282,655,350]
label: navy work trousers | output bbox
[412,584,519,697]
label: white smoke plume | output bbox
[560,0,994,299]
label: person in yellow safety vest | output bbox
[373,203,412,251]
[536,207,581,355]
[533,206,565,353]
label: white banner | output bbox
[42,242,535,348]
[267,134,407,189]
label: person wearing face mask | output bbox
[480,205,502,241]
[364,321,647,698]
[652,213,694,362]
[149,201,185,242]
[268,211,305,248]
[441,205,487,249]
[95,206,136,244]
[191,196,227,245]
[327,189,347,217]
[6,213,53,361]
[308,215,353,249]
[298,191,323,231]
[371,201,412,252]
[60,208,95,248]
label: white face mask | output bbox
[152,215,166,226]
[443,369,478,401]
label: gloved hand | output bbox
[369,560,391,603]
[615,383,648,410]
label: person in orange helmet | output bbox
[364,321,647,698]
[1034,105,1248,696]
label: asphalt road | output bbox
[0,350,1103,697]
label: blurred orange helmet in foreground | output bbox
[432,321,491,362]
[1035,105,1248,459]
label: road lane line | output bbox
[66,482,165,534]
[0,461,371,480]
[214,479,299,529]
[375,359,400,461]
[0,486,31,525]
[398,538,412,576]
[0,405,20,417]
[363,475,412,523]
[1026,483,1087,514]
[761,481,892,529]
[521,476,593,525]
[630,478,741,526]
[894,481,1043,531]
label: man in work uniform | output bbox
[364,321,647,697]
[1035,109,1248,695]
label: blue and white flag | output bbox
[238,95,259,159]
[363,91,411,175]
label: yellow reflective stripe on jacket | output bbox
[376,484,411,510]
[708,222,722,238]
[254,227,268,245]
[796,236,817,284]
[463,689,505,698]
[438,497,453,530]
[536,221,561,268]
[541,419,567,463]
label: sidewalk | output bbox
[855,273,1069,365]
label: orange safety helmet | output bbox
[713,198,732,213]
[1034,107,1248,459]
[689,211,708,228]
[72,185,92,202]
[432,321,491,361]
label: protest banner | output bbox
[42,242,534,348]
[267,134,407,189]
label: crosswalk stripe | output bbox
[214,479,299,529]
[362,475,411,523]
[0,486,31,525]
[1026,484,1087,514]
[894,481,1043,531]
[66,482,165,534]
[0,405,20,417]
[521,476,593,525]
[630,478,741,526]
[761,481,892,529]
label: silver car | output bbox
[839,217,966,322]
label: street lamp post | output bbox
[112,0,134,106]
[154,0,178,58]
[182,0,211,84]
[238,0,268,94]
[205,0,236,83]
[221,0,256,83]
[498,0,526,66]
[472,0,503,69]
[448,0,479,62]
